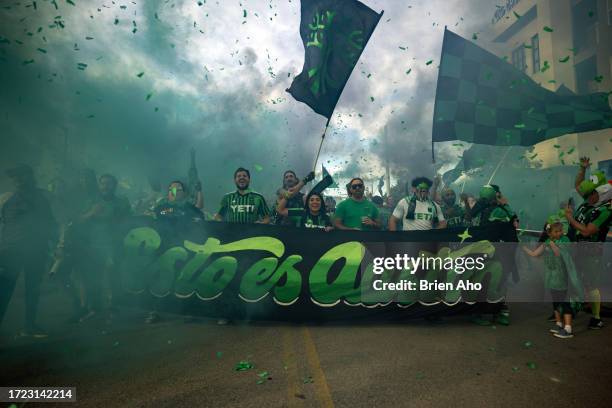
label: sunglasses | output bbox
[351,184,364,189]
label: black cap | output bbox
[6,164,34,178]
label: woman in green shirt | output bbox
[277,191,333,231]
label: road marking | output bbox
[282,329,303,407]
[302,327,334,408]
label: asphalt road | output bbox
[2,288,612,407]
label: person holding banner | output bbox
[214,168,271,224]
[273,170,315,226]
[334,178,381,231]
[277,191,333,231]
[389,177,446,231]
[566,178,611,330]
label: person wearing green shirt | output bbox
[566,178,611,330]
[440,188,465,229]
[523,219,583,339]
[214,167,270,224]
[334,178,381,231]
[277,191,333,231]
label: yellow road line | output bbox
[282,328,303,407]
[302,327,334,408]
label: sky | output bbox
[0,0,500,203]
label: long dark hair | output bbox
[304,191,327,215]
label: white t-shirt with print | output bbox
[392,197,445,231]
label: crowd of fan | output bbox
[0,157,610,338]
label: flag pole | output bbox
[431,26,447,164]
[487,146,512,185]
[313,117,331,172]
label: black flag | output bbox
[287,0,382,119]
[432,29,612,146]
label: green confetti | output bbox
[85,36,94,40]
[567,147,575,154]
[243,9,247,18]
[559,55,570,63]
[472,33,478,40]
[235,360,253,371]
[137,72,144,77]
[23,59,34,65]
[37,48,47,53]
[406,68,412,74]
[523,44,532,49]
[513,11,521,19]
[593,75,603,83]
[548,80,556,83]
[370,96,375,102]
[588,10,594,17]
[303,376,314,384]
[415,372,425,379]
[530,153,538,159]
[523,341,532,349]
[527,107,535,114]
[154,107,159,112]
[514,123,525,129]
[527,362,537,369]
[426,60,433,65]
[257,371,269,378]
[398,46,406,50]
[512,367,519,372]
[543,26,553,32]
[216,351,223,358]
[553,144,561,148]
[146,92,153,100]
[66,0,75,5]
[254,164,263,171]
[114,18,119,25]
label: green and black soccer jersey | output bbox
[217,190,270,224]
[441,203,465,228]
[287,208,332,229]
[570,202,612,242]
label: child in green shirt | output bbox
[523,219,583,339]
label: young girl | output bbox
[522,217,583,339]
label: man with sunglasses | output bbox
[334,178,381,231]
[389,177,446,231]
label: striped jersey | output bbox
[217,190,270,223]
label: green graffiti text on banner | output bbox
[195,256,238,300]
[149,247,188,297]
[309,241,364,305]
[120,227,161,293]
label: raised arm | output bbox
[575,157,590,194]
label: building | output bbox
[487,0,612,172]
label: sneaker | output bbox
[553,328,574,339]
[588,317,604,330]
[546,313,556,322]
[20,326,48,338]
[470,315,491,326]
[495,312,510,326]
[145,311,161,324]
[79,310,96,323]
[549,325,562,334]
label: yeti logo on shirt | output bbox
[231,204,255,213]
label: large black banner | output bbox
[116,218,516,320]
